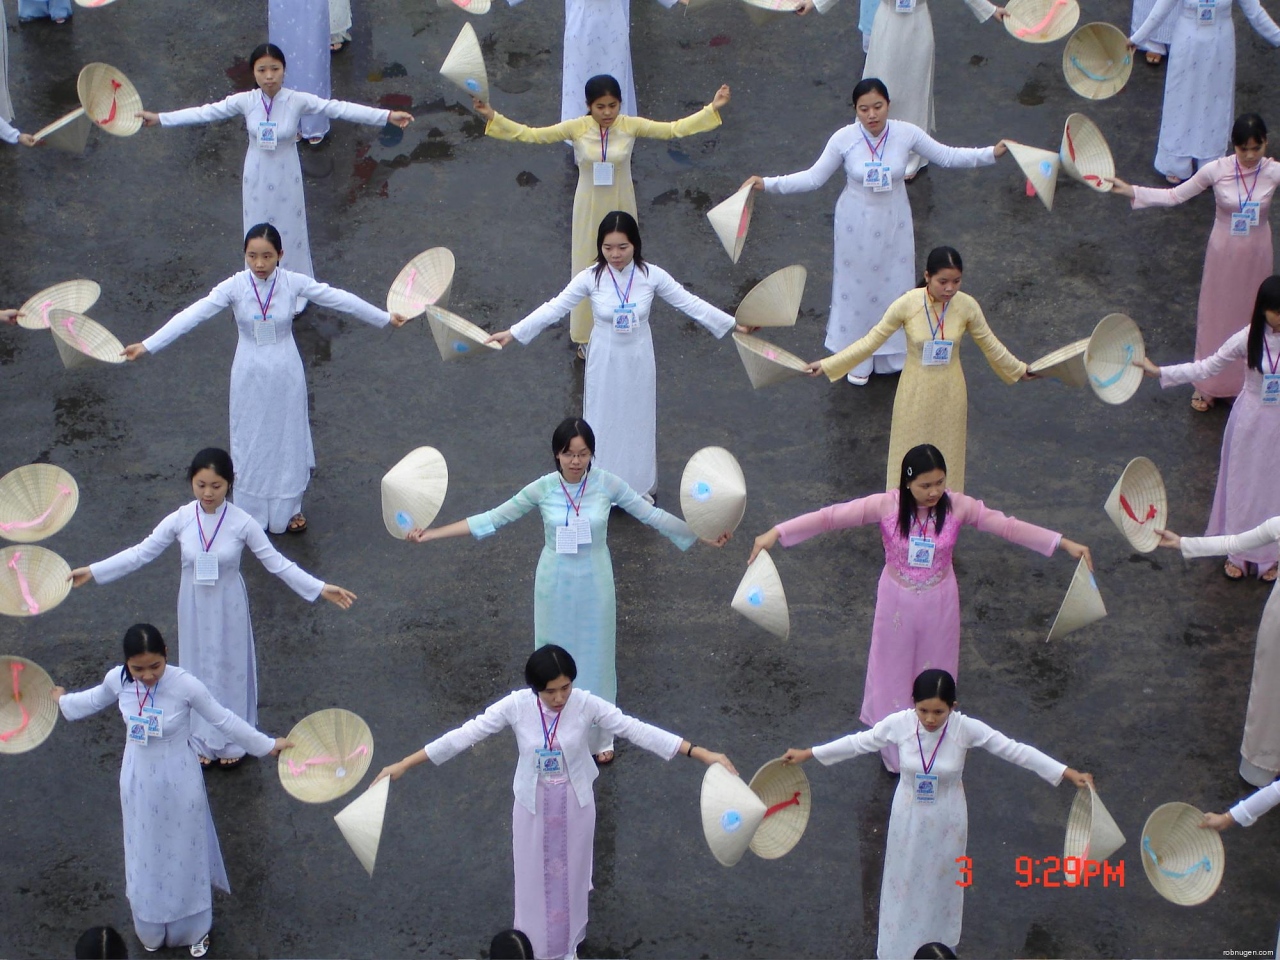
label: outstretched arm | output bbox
[125,277,237,359]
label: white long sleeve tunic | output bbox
[1230,779,1280,826]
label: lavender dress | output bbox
[269,0,332,140]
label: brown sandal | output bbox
[1145,51,1163,65]
[1190,393,1214,412]
[594,750,615,765]
[1224,561,1246,580]
[1263,564,1278,583]
[286,513,308,534]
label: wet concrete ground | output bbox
[2,0,1280,957]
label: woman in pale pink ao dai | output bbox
[750,444,1091,772]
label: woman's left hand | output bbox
[700,531,733,548]
[1153,528,1181,550]
[1064,768,1094,789]
[389,312,410,328]
[17,133,37,147]
[803,360,825,377]
[1020,370,1038,381]
[1201,812,1235,831]
[700,749,738,776]
[50,686,65,703]
[710,84,732,111]
[388,111,414,129]
[486,330,515,347]
[1059,538,1093,572]
[321,584,358,609]
[992,5,1009,18]
[0,309,18,325]
[269,737,295,756]
[733,324,759,335]
[992,139,1009,157]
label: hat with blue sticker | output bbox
[732,549,790,639]
[380,447,449,540]
[425,305,503,363]
[700,763,768,866]
[440,23,489,104]
[679,447,746,541]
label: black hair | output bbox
[917,246,963,288]
[525,645,577,691]
[489,929,535,960]
[584,75,623,109]
[912,669,957,706]
[851,77,891,106]
[1231,112,1268,148]
[897,444,950,539]
[591,211,648,283]
[244,222,284,254]
[120,623,168,683]
[551,417,595,475]
[1246,276,1280,372]
[188,447,234,493]
[249,42,287,71]
[914,943,958,960]
[74,927,129,960]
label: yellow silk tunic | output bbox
[486,106,721,342]
[820,289,1026,493]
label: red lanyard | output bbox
[910,511,934,539]
[600,126,609,163]
[1235,157,1263,210]
[560,474,588,525]
[923,293,948,340]
[260,93,275,121]
[195,503,228,553]
[538,699,562,749]
[609,264,636,306]
[135,677,158,713]
[861,125,889,162]
[251,273,278,322]
[916,719,949,774]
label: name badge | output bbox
[922,339,954,365]
[1241,201,1261,226]
[613,303,635,334]
[908,535,936,568]
[1231,213,1252,236]
[863,161,892,190]
[257,120,278,150]
[127,715,149,745]
[1264,374,1280,405]
[194,552,219,584]
[142,705,164,738]
[593,161,615,186]
[914,772,938,802]
[895,0,916,12]
[573,515,592,545]
[555,525,579,554]
[535,747,568,782]
[1197,0,1215,22]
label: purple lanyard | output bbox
[251,274,278,322]
[600,126,609,163]
[537,698,562,750]
[609,264,636,306]
[1265,337,1280,376]
[861,126,889,162]
[560,474,588,526]
[195,503,228,553]
[923,293,949,340]
[260,93,275,121]
[916,719,949,774]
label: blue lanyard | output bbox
[537,698,562,749]
[135,676,158,713]
[252,273,278,321]
[195,503,228,553]
[560,474,588,527]
[861,125,889,162]
[923,293,948,340]
[1235,156,1263,211]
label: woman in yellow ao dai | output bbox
[474,77,730,346]
[813,247,1029,492]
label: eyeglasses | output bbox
[557,451,592,462]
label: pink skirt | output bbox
[1193,214,1273,399]
[512,779,595,959]
[1205,387,1280,572]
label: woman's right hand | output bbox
[373,761,409,785]
[700,531,733,548]
[1135,356,1160,378]
[782,747,813,765]
[1059,538,1093,572]
[1153,528,1181,550]
[0,309,18,325]
[710,85,732,111]
[1106,176,1136,198]
[795,0,815,13]
[741,175,766,193]
[748,528,780,564]
[802,360,825,377]
[269,737,295,755]
[486,330,514,347]
[50,686,65,703]
[121,343,148,361]
[321,584,357,609]
[406,527,435,544]
[1201,812,1236,831]
[67,567,93,587]
[471,97,495,121]
[137,111,161,127]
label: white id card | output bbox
[922,339,954,365]
[874,167,893,192]
[142,706,164,738]
[257,120,278,150]
[863,161,885,189]
[535,747,568,782]
[1198,0,1215,22]
[573,515,592,545]
[194,552,219,584]
[127,715,149,745]
[593,161,615,186]
[895,0,916,12]
[908,536,936,568]
[1264,374,1280,405]
[914,772,938,803]
[556,525,579,554]
[254,316,277,346]
[613,304,635,334]
[1242,201,1261,226]
[1231,213,1252,236]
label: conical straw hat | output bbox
[1103,457,1167,553]
[1064,784,1125,863]
[381,447,449,539]
[732,550,790,639]
[1046,557,1106,641]
[740,0,803,17]
[76,63,143,137]
[279,708,374,803]
[436,0,492,12]
[1140,802,1224,905]
[679,447,746,541]
[75,0,121,6]
[0,545,71,617]
[47,309,126,368]
[732,332,810,389]
[1004,0,1079,41]
[1063,23,1133,100]
[18,280,101,331]
[425,305,503,362]
[1085,313,1144,404]
[1059,114,1115,193]
[1006,142,1060,211]
[0,656,60,754]
[707,184,756,264]
[735,265,806,328]
[388,248,455,317]
[0,464,80,543]
[1027,338,1089,386]
[334,775,391,876]
[439,23,489,102]
[700,763,768,866]
[32,108,91,154]
[747,759,811,859]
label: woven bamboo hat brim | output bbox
[1063,23,1133,100]
[732,332,810,389]
[47,309,126,368]
[76,63,143,137]
[0,464,80,544]
[701,763,768,866]
[381,447,449,539]
[735,265,806,328]
[1046,556,1106,641]
[1059,113,1115,192]
[0,656,59,754]
[436,0,492,13]
[1140,802,1225,906]
[1028,338,1089,386]
[1103,457,1167,553]
[1086,313,1145,404]
[388,248,455,317]
[74,0,120,6]
[732,550,790,639]
[32,108,91,154]
[0,545,71,618]
[425,305,503,362]
[1064,784,1125,863]
[1004,0,1080,41]
[18,280,101,331]
[740,0,802,21]
[680,447,747,541]
[747,759,811,859]
[440,23,489,102]
[1006,142,1060,211]
[707,184,756,264]
[279,709,374,803]
[334,775,391,876]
